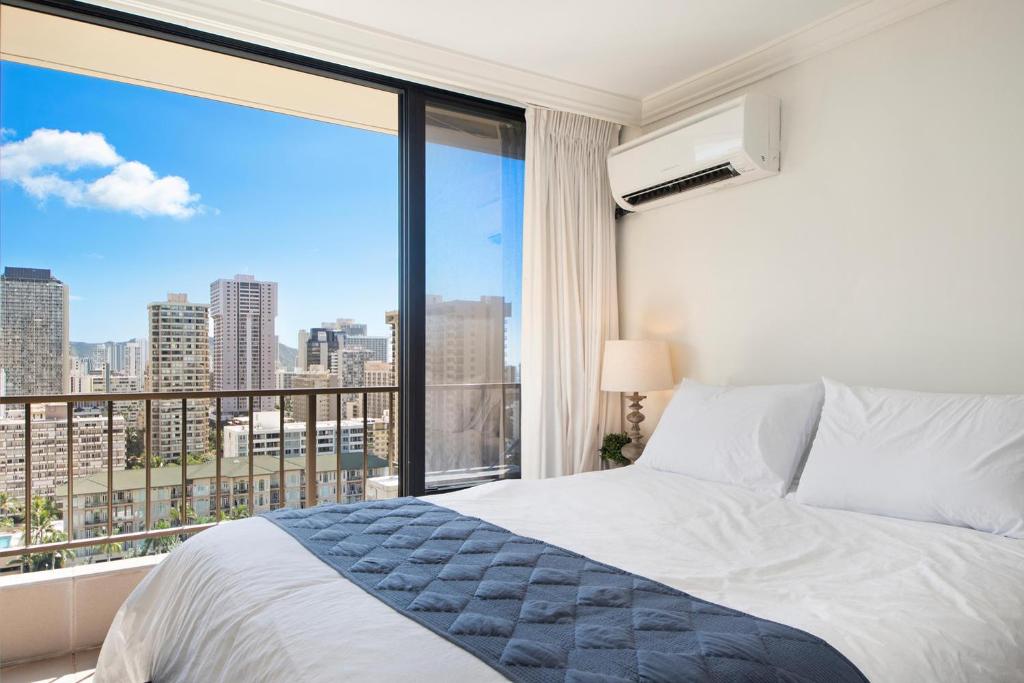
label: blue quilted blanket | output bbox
[263,497,868,683]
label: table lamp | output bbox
[601,340,674,461]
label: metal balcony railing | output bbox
[0,385,397,562]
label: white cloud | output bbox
[0,128,201,218]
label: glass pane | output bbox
[424,103,525,492]
[1,9,399,568]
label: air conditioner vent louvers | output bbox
[622,163,740,206]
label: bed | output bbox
[95,463,1024,682]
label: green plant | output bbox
[599,432,632,466]
[0,492,21,529]
[20,496,75,571]
[141,519,179,556]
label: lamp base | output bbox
[621,441,645,463]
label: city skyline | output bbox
[1,60,522,355]
[0,60,399,341]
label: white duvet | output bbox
[96,465,1024,682]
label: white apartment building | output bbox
[147,293,210,461]
[0,403,126,500]
[342,335,388,363]
[69,367,144,427]
[0,267,70,396]
[223,410,389,461]
[124,339,145,379]
[210,275,278,415]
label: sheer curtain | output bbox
[521,107,622,478]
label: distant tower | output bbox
[148,293,210,461]
[210,275,278,415]
[0,267,70,395]
[124,338,145,379]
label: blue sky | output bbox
[1,60,522,362]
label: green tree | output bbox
[228,504,249,520]
[95,540,124,563]
[168,504,200,526]
[141,519,179,555]
[21,496,75,572]
[187,452,210,465]
[125,427,145,468]
[0,492,21,529]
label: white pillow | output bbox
[638,379,824,497]
[796,378,1024,538]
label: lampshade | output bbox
[600,340,673,392]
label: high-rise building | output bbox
[124,338,145,379]
[336,348,374,389]
[424,295,510,474]
[325,318,366,336]
[363,360,395,419]
[210,275,278,415]
[332,347,373,416]
[70,364,144,427]
[385,309,400,471]
[0,267,70,396]
[103,341,125,373]
[342,335,388,363]
[291,370,338,423]
[148,293,210,461]
[296,329,309,371]
[297,319,387,372]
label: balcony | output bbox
[0,384,397,670]
[0,381,522,671]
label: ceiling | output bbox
[84,0,949,125]
[275,0,857,100]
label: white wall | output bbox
[617,0,1024,434]
[0,556,160,666]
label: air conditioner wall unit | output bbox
[608,94,780,213]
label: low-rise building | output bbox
[56,451,388,561]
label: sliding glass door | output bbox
[422,103,525,492]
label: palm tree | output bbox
[168,504,201,527]
[228,504,249,520]
[21,496,75,571]
[141,519,179,556]
[0,492,21,529]
[96,540,124,563]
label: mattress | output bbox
[95,465,1024,682]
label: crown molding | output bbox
[76,0,642,125]
[76,0,951,129]
[640,0,952,127]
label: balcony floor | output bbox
[0,648,98,683]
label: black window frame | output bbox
[2,0,526,497]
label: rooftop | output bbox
[1,266,61,283]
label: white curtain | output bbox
[521,107,622,479]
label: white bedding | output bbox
[96,465,1024,682]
